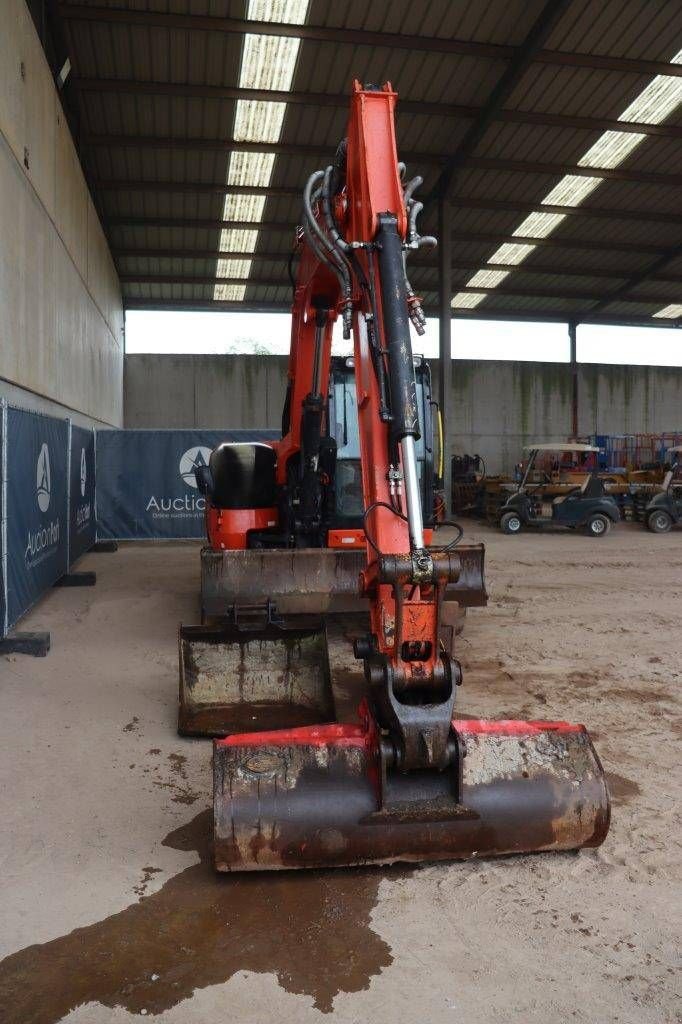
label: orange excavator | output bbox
[179,82,610,871]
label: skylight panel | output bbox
[542,175,602,206]
[449,47,682,316]
[653,304,682,318]
[227,152,276,188]
[578,131,645,170]
[467,268,510,289]
[487,242,537,266]
[219,229,259,252]
[217,259,252,278]
[248,0,309,25]
[620,48,682,124]
[513,211,566,239]
[214,0,310,301]
[240,35,303,91]
[214,283,247,301]
[233,100,288,143]
[451,292,487,309]
[221,194,267,222]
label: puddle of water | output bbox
[605,772,641,805]
[0,809,406,1021]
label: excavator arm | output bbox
[276,82,461,774]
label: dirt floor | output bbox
[0,524,680,1023]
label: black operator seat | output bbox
[196,442,277,509]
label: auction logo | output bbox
[179,446,211,489]
[80,447,87,497]
[36,443,51,513]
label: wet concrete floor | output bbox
[0,808,406,1021]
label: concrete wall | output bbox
[0,0,124,426]
[124,354,682,474]
[124,354,288,432]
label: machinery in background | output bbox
[453,435,682,525]
[644,446,682,532]
[179,82,609,872]
[451,453,487,517]
[498,444,620,537]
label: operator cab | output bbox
[499,443,620,537]
[326,354,439,546]
[645,445,682,533]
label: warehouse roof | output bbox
[38,1,682,325]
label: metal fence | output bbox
[0,412,277,637]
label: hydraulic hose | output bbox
[322,165,351,254]
[303,170,353,337]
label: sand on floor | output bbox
[0,524,679,1023]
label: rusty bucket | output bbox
[213,715,610,871]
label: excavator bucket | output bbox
[199,618,610,871]
[213,717,610,871]
[178,622,334,737]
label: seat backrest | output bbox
[580,474,604,499]
[208,442,277,509]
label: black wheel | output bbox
[647,510,673,534]
[500,511,523,535]
[585,514,610,537]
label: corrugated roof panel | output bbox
[311,0,548,47]
[546,0,681,62]
[55,0,682,319]
[603,299,666,316]
[629,279,682,302]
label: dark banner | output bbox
[69,425,96,562]
[1,404,5,634]
[5,408,69,629]
[95,429,278,540]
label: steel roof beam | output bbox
[452,196,682,226]
[85,141,682,186]
[430,0,574,203]
[111,248,682,284]
[469,157,682,188]
[105,219,669,256]
[57,5,682,79]
[95,178,682,226]
[84,133,441,165]
[98,180,300,198]
[73,78,682,140]
[122,298,681,327]
[118,273,678,306]
[589,245,682,313]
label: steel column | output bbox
[569,321,579,439]
[438,195,453,512]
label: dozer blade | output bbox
[213,716,610,871]
[200,544,487,619]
